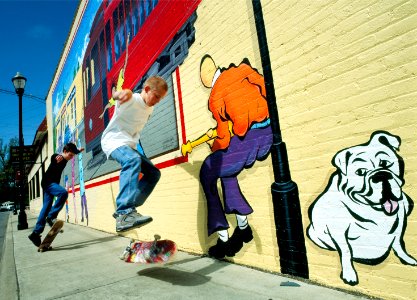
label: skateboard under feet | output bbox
[38,220,64,252]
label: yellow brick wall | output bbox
[32,1,416,299]
[260,0,417,299]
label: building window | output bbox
[36,172,40,198]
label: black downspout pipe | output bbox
[252,0,309,278]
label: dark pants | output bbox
[34,183,68,234]
[200,126,273,235]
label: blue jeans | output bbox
[110,145,161,215]
[33,183,68,234]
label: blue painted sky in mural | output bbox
[0,0,79,146]
[52,0,100,118]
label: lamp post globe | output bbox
[12,72,27,91]
[12,72,28,230]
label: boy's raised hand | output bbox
[112,87,132,104]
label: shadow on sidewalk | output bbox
[48,235,120,251]
[138,267,211,286]
[137,255,230,286]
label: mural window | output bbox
[99,31,107,82]
[91,42,101,96]
[55,117,60,132]
[148,0,158,14]
[131,0,140,36]
[118,1,126,53]
[85,64,91,101]
[130,0,157,40]
[105,21,112,72]
[72,99,76,122]
[113,2,126,62]
[124,0,133,38]
[82,70,87,106]
[136,1,146,28]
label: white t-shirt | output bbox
[101,93,153,157]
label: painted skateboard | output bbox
[38,220,64,252]
[120,234,176,264]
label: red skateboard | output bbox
[120,234,176,264]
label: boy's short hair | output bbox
[63,142,81,154]
[144,76,168,92]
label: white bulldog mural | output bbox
[307,131,416,285]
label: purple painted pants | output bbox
[200,125,273,235]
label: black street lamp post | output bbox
[12,72,28,230]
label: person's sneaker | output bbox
[228,225,253,255]
[116,211,153,232]
[208,238,234,259]
[28,232,41,247]
[46,217,56,227]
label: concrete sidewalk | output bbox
[1,212,372,300]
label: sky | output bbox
[0,0,79,146]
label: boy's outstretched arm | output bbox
[112,87,133,104]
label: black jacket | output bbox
[41,154,68,189]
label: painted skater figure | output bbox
[198,55,273,258]
[77,139,88,224]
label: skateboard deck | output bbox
[38,220,64,252]
[120,234,176,264]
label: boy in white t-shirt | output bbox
[101,76,168,232]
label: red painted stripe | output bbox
[69,154,189,193]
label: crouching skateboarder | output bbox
[28,143,84,247]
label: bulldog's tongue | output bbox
[383,199,398,214]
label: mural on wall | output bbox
[307,131,416,285]
[64,175,70,222]
[71,155,78,224]
[80,0,199,171]
[77,138,88,224]
[182,55,272,259]
[50,0,201,224]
